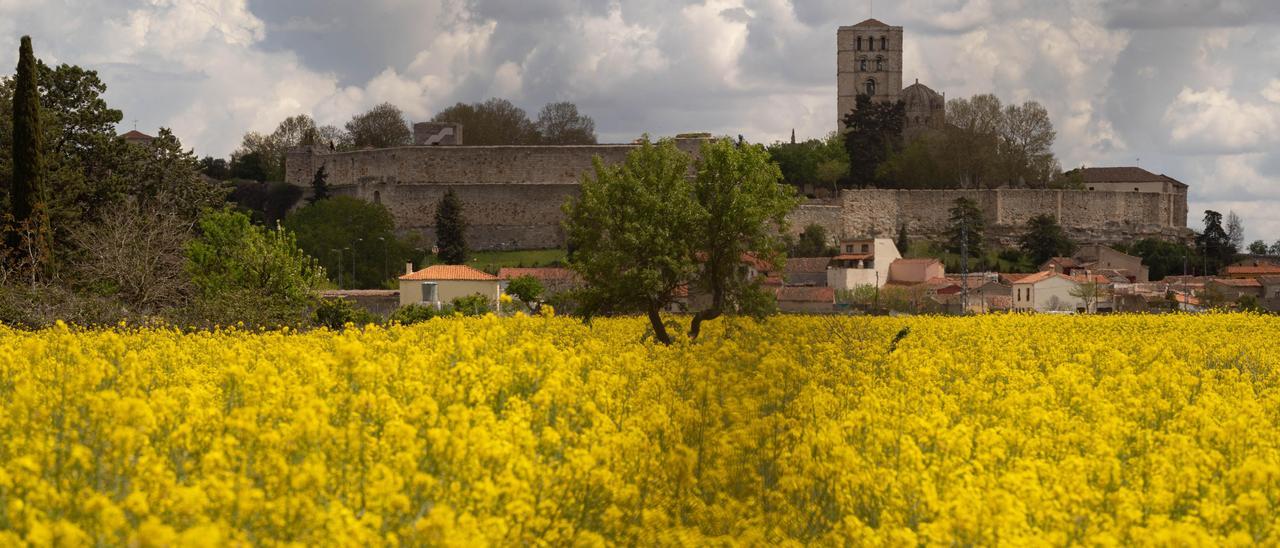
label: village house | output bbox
[827,238,900,290]
[1041,245,1148,282]
[399,264,503,309]
[497,267,581,295]
[1221,264,1280,280]
[1204,278,1263,303]
[1011,271,1112,313]
[774,286,837,314]
[784,257,832,286]
[888,258,944,285]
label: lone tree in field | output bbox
[308,166,330,204]
[434,189,467,265]
[1019,214,1075,265]
[565,137,798,345]
[7,36,50,269]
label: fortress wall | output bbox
[825,189,1188,248]
[287,140,706,187]
[290,144,1191,251]
[334,183,579,250]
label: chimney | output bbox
[405,262,414,276]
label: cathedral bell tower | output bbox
[837,19,904,129]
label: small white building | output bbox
[827,238,901,290]
[1012,271,1113,313]
[398,264,502,310]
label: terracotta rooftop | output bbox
[1257,276,1280,286]
[120,130,154,140]
[1212,278,1262,288]
[785,257,832,273]
[1223,265,1280,277]
[893,258,941,265]
[400,264,499,281]
[1071,166,1187,187]
[1014,271,1057,284]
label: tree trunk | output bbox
[647,304,672,346]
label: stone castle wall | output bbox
[288,144,1190,251]
[793,188,1190,247]
[286,140,706,250]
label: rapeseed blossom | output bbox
[0,314,1278,544]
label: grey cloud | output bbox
[1104,0,1280,29]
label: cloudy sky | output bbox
[1,0,1278,242]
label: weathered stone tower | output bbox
[837,19,904,127]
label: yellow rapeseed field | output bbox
[1,314,1278,546]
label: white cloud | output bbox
[1163,87,1279,153]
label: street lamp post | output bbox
[378,236,388,287]
[331,248,343,289]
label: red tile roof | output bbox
[833,253,872,261]
[1212,278,1262,288]
[1223,265,1280,277]
[120,130,154,140]
[1013,271,1057,284]
[400,265,499,281]
[1071,167,1186,187]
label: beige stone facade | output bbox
[837,19,904,125]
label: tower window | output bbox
[860,59,867,71]
[868,37,874,51]
[881,37,888,50]
[857,37,863,50]
[865,79,876,96]
[876,57,883,71]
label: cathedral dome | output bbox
[902,81,943,109]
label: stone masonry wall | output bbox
[287,140,706,250]
[288,144,1191,251]
[790,189,1190,248]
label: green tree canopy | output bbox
[284,196,419,289]
[6,36,48,271]
[346,103,412,149]
[432,98,540,145]
[1018,214,1076,266]
[1121,239,1193,281]
[434,189,467,265]
[1195,210,1236,276]
[185,209,326,324]
[565,137,797,344]
[792,223,835,257]
[505,275,545,313]
[765,132,847,194]
[842,94,905,188]
[535,102,597,145]
[946,197,985,257]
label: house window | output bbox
[845,245,854,253]
[866,260,874,269]
[421,282,438,305]
[861,244,869,253]
[865,79,877,96]
[881,37,888,50]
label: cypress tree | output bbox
[434,189,467,264]
[8,36,48,262]
[308,165,330,204]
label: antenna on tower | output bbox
[869,0,874,18]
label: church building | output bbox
[837,19,944,138]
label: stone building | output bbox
[837,18,945,136]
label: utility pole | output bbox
[332,248,343,289]
[960,219,969,315]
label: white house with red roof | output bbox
[399,264,502,309]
